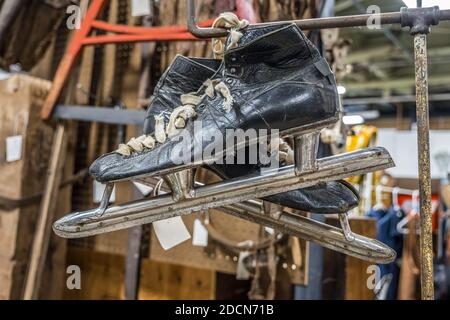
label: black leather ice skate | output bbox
[90,22,341,184]
[54,14,396,266]
[137,55,359,214]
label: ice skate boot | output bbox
[141,55,360,213]
[93,44,359,213]
[54,16,396,264]
[89,22,342,185]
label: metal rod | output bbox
[343,93,450,105]
[414,33,434,300]
[186,0,450,37]
[352,0,413,62]
[369,185,419,196]
[54,147,394,238]
[55,192,396,263]
[221,203,396,264]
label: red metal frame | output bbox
[41,0,212,119]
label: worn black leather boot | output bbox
[90,23,340,179]
[90,24,352,213]
[142,56,221,134]
[95,54,358,213]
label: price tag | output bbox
[93,180,116,203]
[6,135,23,162]
[131,0,152,17]
[192,219,208,247]
[132,181,153,196]
[236,251,251,280]
[153,216,191,250]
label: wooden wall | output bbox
[64,248,215,300]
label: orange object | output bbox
[41,0,214,120]
[346,125,378,184]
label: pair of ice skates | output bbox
[54,15,396,263]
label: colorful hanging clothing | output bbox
[366,206,404,300]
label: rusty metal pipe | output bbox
[186,0,450,38]
[414,33,434,300]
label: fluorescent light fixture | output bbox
[343,115,365,125]
[403,0,450,9]
[337,85,347,95]
[0,69,10,81]
[357,110,380,120]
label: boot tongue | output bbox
[145,56,219,134]
[223,23,321,65]
[154,56,220,105]
[162,55,220,86]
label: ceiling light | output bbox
[337,85,347,95]
[343,115,365,125]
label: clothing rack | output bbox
[362,184,419,213]
[373,185,420,212]
[184,0,450,300]
[375,185,419,197]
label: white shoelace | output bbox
[116,79,234,156]
[116,12,247,157]
[212,12,249,59]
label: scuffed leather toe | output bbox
[89,152,128,183]
[263,180,359,214]
[89,138,182,183]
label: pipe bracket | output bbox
[401,6,440,35]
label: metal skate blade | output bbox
[222,203,396,264]
[54,197,395,264]
[54,147,393,238]
[53,200,395,263]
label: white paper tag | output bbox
[132,181,153,196]
[6,135,22,162]
[153,216,191,250]
[131,0,151,17]
[192,219,208,247]
[0,69,11,80]
[236,251,251,280]
[93,180,116,203]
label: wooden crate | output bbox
[0,74,54,298]
[0,205,40,261]
[0,257,27,299]
[64,248,215,300]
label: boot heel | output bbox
[293,130,320,175]
[164,169,196,202]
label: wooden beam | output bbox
[124,224,146,299]
[347,46,450,64]
[53,105,146,124]
[344,93,450,105]
[344,74,450,90]
[23,123,68,300]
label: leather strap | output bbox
[314,58,334,83]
